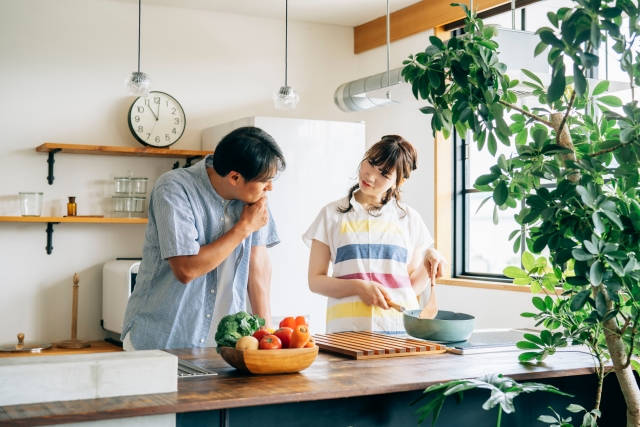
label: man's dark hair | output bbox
[212,126,286,182]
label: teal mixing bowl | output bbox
[403,310,475,343]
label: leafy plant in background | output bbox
[410,373,571,427]
[403,0,640,425]
[538,404,602,427]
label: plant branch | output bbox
[556,90,576,145]
[592,143,629,157]
[498,100,555,128]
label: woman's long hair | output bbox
[338,135,418,216]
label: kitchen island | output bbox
[0,347,630,426]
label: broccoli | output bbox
[214,311,266,350]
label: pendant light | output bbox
[273,0,299,109]
[124,0,152,96]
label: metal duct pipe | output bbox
[334,67,404,112]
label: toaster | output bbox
[102,259,141,334]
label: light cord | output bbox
[285,0,288,86]
[138,0,141,73]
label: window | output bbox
[451,0,622,281]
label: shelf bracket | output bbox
[45,222,60,255]
[47,148,62,185]
[184,156,202,168]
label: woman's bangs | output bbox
[367,145,402,177]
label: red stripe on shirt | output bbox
[336,273,412,289]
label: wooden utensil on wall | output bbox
[57,273,91,349]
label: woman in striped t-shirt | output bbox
[303,135,447,334]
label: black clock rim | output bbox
[127,91,187,148]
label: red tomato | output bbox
[274,327,293,348]
[253,330,270,342]
[259,335,282,350]
[279,317,296,329]
[295,316,309,327]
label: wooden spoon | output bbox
[418,279,438,319]
[386,300,405,313]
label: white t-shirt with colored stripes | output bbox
[303,195,433,334]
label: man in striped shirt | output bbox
[121,127,285,350]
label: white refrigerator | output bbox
[202,117,365,334]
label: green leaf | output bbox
[530,281,542,294]
[534,41,547,57]
[522,69,544,86]
[573,63,586,97]
[602,209,624,230]
[532,296,546,311]
[493,180,508,206]
[514,277,532,285]
[517,341,541,350]
[504,266,530,279]
[519,351,540,362]
[566,404,585,413]
[592,212,605,236]
[630,359,640,373]
[538,415,558,423]
[592,80,609,96]
[590,260,603,286]
[522,252,535,271]
[475,196,492,214]
[570,290,591,311]
[475,174,501,186]
[598,95,622,107]
[487,133,497,156]
[515,128,528,145]
[547,64,566,103]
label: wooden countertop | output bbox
[0,348,603,426]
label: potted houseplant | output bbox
[403,1,640,425]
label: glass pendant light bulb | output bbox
[274,0,298,109]
[125,0,152,96]
[273,86,299,110]
[125,71,152,96]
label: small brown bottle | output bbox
[67,197,77,216]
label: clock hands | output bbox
[148,102,158,121]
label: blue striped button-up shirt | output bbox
[121,155,279,350]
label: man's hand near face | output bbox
[168,197,269,285]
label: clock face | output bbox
[127,91,186,147]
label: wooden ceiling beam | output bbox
[354,0,508,54]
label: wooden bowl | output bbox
[218,346,319,374]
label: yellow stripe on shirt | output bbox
[339,220,403,235]
[326,300,417,322]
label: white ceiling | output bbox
[112,0,423,27]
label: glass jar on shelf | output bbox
[131,178,148,194]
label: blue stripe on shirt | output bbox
[335,244,408,264]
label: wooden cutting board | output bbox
[314,331,446,360]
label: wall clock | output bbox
[127,91,186,147]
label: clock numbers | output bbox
[135,116,140,122]
[174,118,180,124]
[137,106,144,113]
[172,108,176,115]
[154,97,160,104]
[144,99,150,106]
[165,134,170,141]
[138,126,143,132]
[172,128,176,134]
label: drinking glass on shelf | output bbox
[19,192,43,217]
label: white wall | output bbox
[0,0,358,343]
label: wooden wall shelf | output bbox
[36,142,213,185]
[0,216,147,224]
[0,216,148,254]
